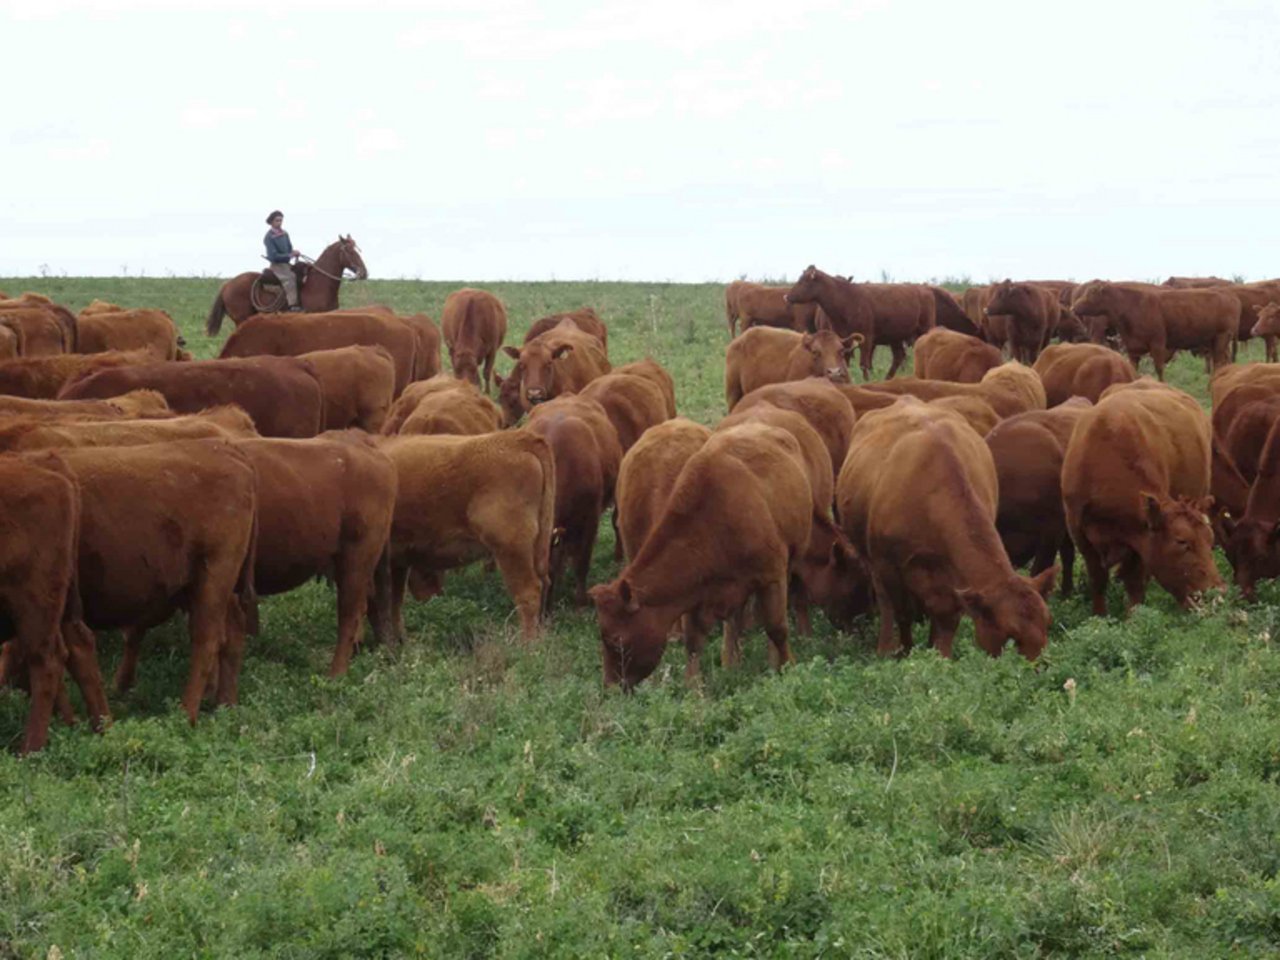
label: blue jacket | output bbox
[264,230,293,264]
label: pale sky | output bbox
[3,0,1278,282]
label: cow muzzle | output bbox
[826,367,849,383]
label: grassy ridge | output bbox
[2,277,1279,958]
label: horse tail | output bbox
[206,286,227,336]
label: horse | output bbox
[206,235,368,336]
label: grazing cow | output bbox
[1216,393,1280,485]
[0,390,170,420]
[1222,415,1280,598]
[60,356,325,438]
[496,320,611,425]
[862,362,1046,419]
[616,419,711,562]
[929,286,980,336]
[590,423,812,687]
[0,454,89,753]
[381,376,476,435]
[0,406,256,453]
[440,288,508,392]
[221,310,419,396]
[735,378,857,485]
[984,281,1059,363]
[724,282,818,335]
[912,328,1003,383]
[76,303,181,360]
[523,307,609,349]
[985,399,1092,596]
[1250,301,1280,362]
[784,267,933,379]
[580,372,672,452]
[1062,381,1223,615]
[723,326,859,409]
[0,349,155,399]
[612,358,677,418]
[374,431,556,645]
[55,440,259,723]
[1033,342,1137,407]
[525,400,623,610]
[1070,281,1236,379]
[115,435,397,681]
[300,345,397,432]
[837,397,1056,659]
[396,377,503,437]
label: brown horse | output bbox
[206,235,368,335]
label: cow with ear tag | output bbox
[1063,379,1224,614]
[495,319,610,425]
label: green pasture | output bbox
[1,276,1279,958]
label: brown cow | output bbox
[616,419,711,561]
[55,440,259,722]
[723,326,858,409]
[1164,276,1231,288]
[221,310,418,395]
[612,358,677,418]
[735,378,857,485]
[525,400,623,610]
[985,281,1060,363]
[373,431,556,644]
[397,377,503,437]
[590,422,812,688]
[837,397,1056,659]
[1216,393,1280,485]
[0,295,77,353]
[1062,381,1223,614]
[0,406,257,453]
[0,349,155,399]
[784,267,933,379]
[725,281,818,335]
[381,376,474,435]
[496,320,611,425]
[0,321,22,360]
[523,307,609,349]
[76,304,180,360]
[116,435,397,681]
[401,313,443,381]
[1033,342,1137,406]
[440,288,508,392]
[579,372,671,452]
[929,395,999,436]
[0,390,171,420]
[862,362,1046,419]
[300,345,397,432]
[912,327,1002,383]
[961,286,993,340]
[0,454,89,753]
[985,399,1092,596]
[1070,281,1236,379]
[60,357,324,438]
[1222,415,1280,598]
[930,286,980,336]
[1250,301,1280,362]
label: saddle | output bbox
[259,262,310,287]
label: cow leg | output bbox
[1058,536,1076,597]
[872,572,900,657]
[886,341,907,380]
[790,573,813,638]
[60,620,110,732]
[758,578,794,671]
[482,350,495,395]
[1268,336,1277,364]
[114,626,146,694]
[217,598,247,706]
[1151,346,1167,382]
[1077,536,1110,617]
[859,338,875,381]
[612,508,624,561]
[13,607,68,754]
[573,520,599,607]
[721,607,744,669]
[182,574,238,724]
[1118,552,1148,612]
[682,616,708,686]
[490,545,543,643]
[543,539,567,619]
[929,610,961,659]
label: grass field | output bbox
[2,276,1279,958]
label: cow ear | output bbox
[955,587,991,619]
[1142,492,1165,530]
[1028,566,1059,599]
[552,344,575,360]
[801,333,814,348]
[843,333,864,347]
[502,346,521,360]
[618,577,640,612]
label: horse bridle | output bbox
[297,244,365,282]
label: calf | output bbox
[724,326,858,409]
[1033,342,1137,406]
[912,327,1002,383]
[837,398,1056,658]
[441,288,508,391]
[590,423,812,687]
[1062,382,1223,614]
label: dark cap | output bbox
[266,210,283,224]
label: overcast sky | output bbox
[3,0,1278,282]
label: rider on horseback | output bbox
[264,210,302,311]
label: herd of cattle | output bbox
[1,268,1278,754]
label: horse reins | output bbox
[296,250,364,282]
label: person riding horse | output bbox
[263,210,303,311]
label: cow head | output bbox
[784,265,825,305]
[957,566,1057,660]
[983,280,1025,318]
[589,578,672,689]
[799,329,858,383]
[798,520,873,630]
[1140,493,1225,606]
[504,339,572,406]
[1251,302,1280,338]
[493,367,526,426]
[1055,305,1087,342]
[1222,515,1280,600]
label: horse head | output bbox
[337,234,368,280]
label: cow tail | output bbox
[237,490,261,636]
[206,289,227,336]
